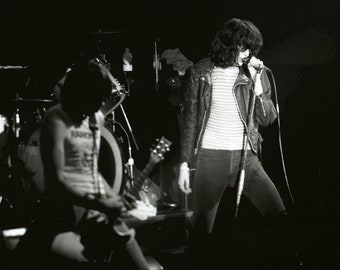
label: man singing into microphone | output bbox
[177,18,292,268]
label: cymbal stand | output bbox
[12,109,21,139]
[152,38,169,209]
[153,39,161,92]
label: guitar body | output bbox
[135,172,161,207]
[124,137,171,207]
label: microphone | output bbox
[246,57,270,71]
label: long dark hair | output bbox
[60,58,111,114]
[210,18,263,68]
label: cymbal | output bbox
[0,98,55,104]
[0,65,29,70]
[88,30,127,36]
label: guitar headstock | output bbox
[150,136,172,163]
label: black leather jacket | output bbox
[180,58,278,166]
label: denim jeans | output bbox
[192,148,286,234]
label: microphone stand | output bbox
[120,107,137,184]
[119,104,139,151]
[234,73,258,219]
[153,38,165,209]
[112,119,135,187]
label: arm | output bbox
[247,57,278,127]
[178,67,199,194]
[180,66,199,164]
[46,112,125,215]
[249,67,277,127]
[254,70,278,126]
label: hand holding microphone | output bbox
[247,56,268,72]
[247,56,266,96]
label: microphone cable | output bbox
[110,119,134,182]
[266,68,295,206]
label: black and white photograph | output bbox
[0,1,339,269]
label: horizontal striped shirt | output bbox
[201,66,247,150]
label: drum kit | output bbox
[0,96,54,194]
[0,55,129,208]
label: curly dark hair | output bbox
[210,18,263,68]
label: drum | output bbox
[18,126,124,195]
[53,61,127,117]
[98,126,124,193]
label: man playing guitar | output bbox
[15,57,161,269]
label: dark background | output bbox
[0,0,340,267]
[1,0,340,252]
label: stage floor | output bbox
[1,203,340,269]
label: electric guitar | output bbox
[125,136,172,205]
